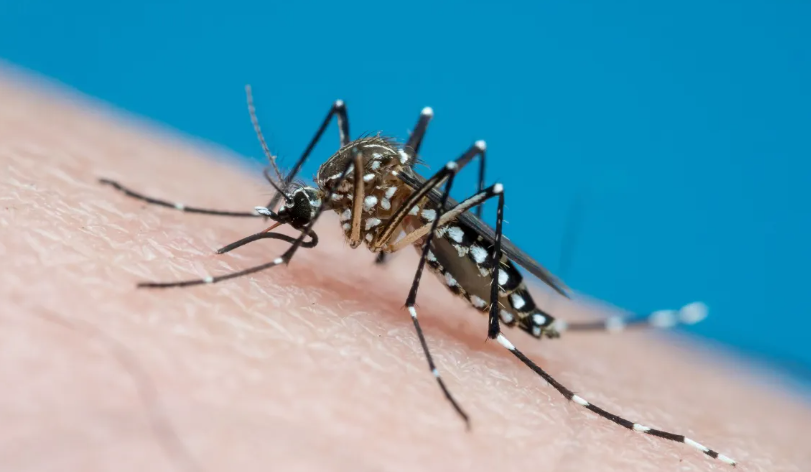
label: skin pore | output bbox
[1,72,809,472]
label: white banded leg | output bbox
[553,302,709,334]
[137,149,358,289]
[402,162,470,427]
[99,179,263,218]
[493,333,737,466]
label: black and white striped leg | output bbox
[215,229,318,255]
[137,149,359,289]
[265,99,350,210]
[403,163,470,427]
[492,332,736,465]
[375,141,487,248]
[555,302,709,334]
[98,179,263,218]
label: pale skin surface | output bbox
[1,72,809,472]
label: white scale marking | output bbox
[718,454,737,466]
[363,195,378,211]
[363,173,375,182]
[365,233,373,242]
[370,160,381,171]
[431,368,440,378]
[679,301,708,324]
[384,187,397,199]
[447,226,464,243]
[649,310,677,328]
[684,438,710,453]
[398,149,410,164]
[409,205,420,215]
[498,269,509,286]
[273,257,284,265]
[426,250,437,262]
[470,295,487,308]
[500,310,515,324]
[496,333,515,350]
[174,203,185,210]
[510,293,526,310]
[571,395,590,406]
[342,223,351,231]
[203,276,214,284]
[633,424,651,432]
[340,209,352,221]
[532,313,547,326]
[470,245,487,264]
[420,209,436,221]
[421,106,434,117]
[444,272,458,287]
[493,183,504,194]
[408,306,418,319]
[605,316,625,333]
[380,198,391,210]
[365,218,381,230]
[475,140,487,151]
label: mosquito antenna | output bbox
[263,167,293,204]
[246,84,286,186]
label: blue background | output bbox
[2,1,809,382]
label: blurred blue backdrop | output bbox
[2,1,809,381]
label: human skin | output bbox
[1,71,808,472]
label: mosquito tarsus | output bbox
[98,85,736,466]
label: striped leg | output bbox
[554,302,709,334]
[98,178,263,218]
[397,155,492,427]
[137,149,358,289]
[261,94,350,211]
[493,332,736,466]
[376,110,488,266]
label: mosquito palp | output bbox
[99,87,736,466]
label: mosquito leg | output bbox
[554,301,708,334]
[138,149,359,289]
[98,178,263,218]
[264,99,350,210]
[493,333,736,465]
[403,162,470,427]
[374,141,486,249]
[481,185,736,465]
[215,229,318,255]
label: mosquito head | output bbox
[258,186,322,230]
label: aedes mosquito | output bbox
[99,86,736,466]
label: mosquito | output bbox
[99,86,736,466]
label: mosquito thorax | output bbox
[316,136,414,248]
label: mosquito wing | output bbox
[397,169,570,298]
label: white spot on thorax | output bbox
[363,173,375,182]
[370,160,381,171]
[363,195,378,211]
[380,198,391,210]
[420,209,436,221]
[384,187,397,199]
[409,205,420,215]
[365,218,381,230]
